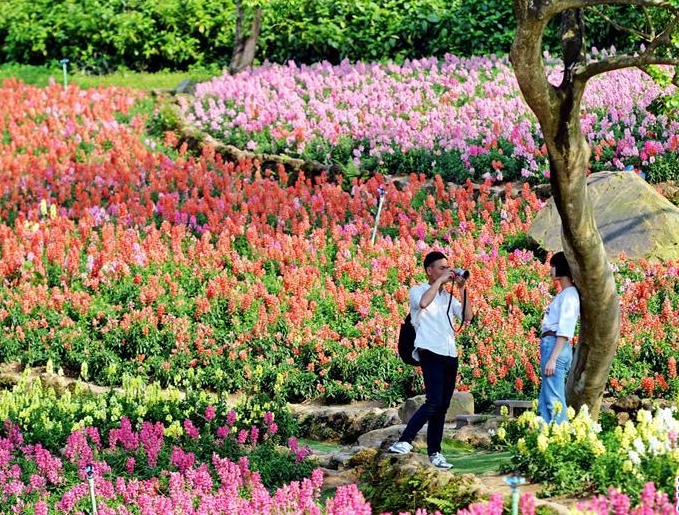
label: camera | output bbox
[452,268,470,279]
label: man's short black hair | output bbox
[423,251,446,270]
[550,251,572,278]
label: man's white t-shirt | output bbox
[541,286,580,339]
[409,282,462,361]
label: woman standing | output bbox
[538,252,580,424]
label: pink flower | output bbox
[263,411,274,425]
[204,405,216,422]
[139,421,164,468]
[183,419,200,440]
[109,417,139,451]
[170,446,195,473]
[237,429,248,444]
[249,426,259,444]
[226,409,237,426]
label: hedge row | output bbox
[0,0,646,72]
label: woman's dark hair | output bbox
[550,251,572,278]
[423,251,446,270]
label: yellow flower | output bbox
[566,406,576,421]
[497,427,507,441]
[591,438,606,457]
[517,438,528,455]
[39,199,48,217]
[165,420,183,438]
[24,221,39,233]
[537,433,549,452]
[553,401,563,416]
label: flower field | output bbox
[1,52,679,512]
[179,53,679,184]
[1,71,679,410]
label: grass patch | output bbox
[0,63,220,90]
[299,438,344,455]
[441,439,512,475]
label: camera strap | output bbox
[447,289,468,333]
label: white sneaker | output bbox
[388,441,413,454]
[429,452,453,469]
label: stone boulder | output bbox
[366,449,489,514]
[289,401,400,444]
[398,392,474,424]
[528,170,679,261]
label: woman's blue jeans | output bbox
[538,335,573,424]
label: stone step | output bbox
[493,399,534,417]
[455,414,488,429]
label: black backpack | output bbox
[397,313,420,366]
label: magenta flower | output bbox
[249,426,259,444]
[226,409,237,427]
[237,429,248,445]
[139,421,165,468]
[183,419,200,440]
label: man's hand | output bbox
[437,268,456,286]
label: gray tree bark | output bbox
[230,1,262,75]
[510,0,679,417]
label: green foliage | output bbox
[0,0,236,72]
[645,152,679,184]
[0,0,655,72]
[496,406,679,501]
[258,0,462,64]
[444,0,516,56]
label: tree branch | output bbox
[542,0,679,18]
[577,54,679,80]
[588,6,653,40]
[575,11,679,81]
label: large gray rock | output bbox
[528,171,679,261]
[398,392,474,424]
[289,401,400,444]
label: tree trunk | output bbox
[230,1,262,75]
[510,2,621,418]
[547,106,621,418]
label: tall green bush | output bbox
[0,0,236,72]
[0,0,653,71]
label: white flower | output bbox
[636,409,652,424]
[632,437,646,455]
[646,436,662,456]
[628,450,641,466]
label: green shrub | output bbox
[496,405,679,501]
[0,0,653,71]
[0,0,236,72]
